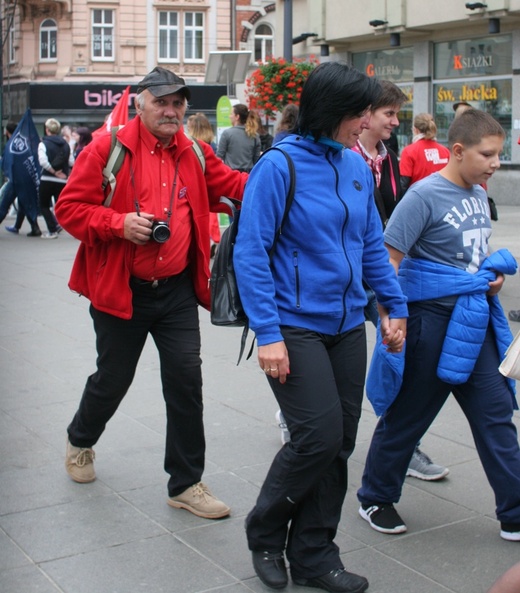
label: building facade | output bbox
[278,0,520,198]
[1,0,277,129]
[3,0,520,196]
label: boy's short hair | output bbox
[371,80,408,111]
[45,118,61,135]
[448,109,504,149]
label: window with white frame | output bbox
[184,12,204,62]
[40,19,57,61]
[92,9,114,61]
[9,23,16,64]
[254,23,273,63]
[158,11,179,61]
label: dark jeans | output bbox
[67,271,206,496]
[246,324,367,579]
[358,301,520,524]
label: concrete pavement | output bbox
[1,207,520,593]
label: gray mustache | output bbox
[158,118,180,125]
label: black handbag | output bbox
[210,147,295,363]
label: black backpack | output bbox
[210,147,296,363]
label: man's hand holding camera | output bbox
[124,212,155,245]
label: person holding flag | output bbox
[0,110,42,237]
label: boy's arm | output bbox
[386,243,405,274]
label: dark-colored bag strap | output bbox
[239,146,296,363]
[267,147,296,257]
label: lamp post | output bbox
[284,0,293,62]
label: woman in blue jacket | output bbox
[234,62,408,593]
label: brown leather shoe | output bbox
[167,482,230,519]
[65,439,96,483]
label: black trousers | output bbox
[39,179,64,233]
[67,271,205,496]
[246,324,367,579]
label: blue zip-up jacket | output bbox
[233,135,408,346]
[367,250,517,417]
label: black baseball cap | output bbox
[137,67,191,100]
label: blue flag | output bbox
[2,109,41,221]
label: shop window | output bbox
[92,9,114,61]
[433,35,513,162]
[254,24,273,63]
[433,79,513,162]
[40,19,57,62]
[184,12,204,62]
[158,11,179,62]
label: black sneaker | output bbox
[293,568,368,592]
[359,503,407,534]
[500,522,520,541]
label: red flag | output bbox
[92,86,131,138]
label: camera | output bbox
[151,220,171,243]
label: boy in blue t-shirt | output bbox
[357,109,520,543]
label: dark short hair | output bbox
[5,121,17,135]
[448,109,504,149]
[371,80,408,111]
[297,62,381,141]
[233,103,249,125]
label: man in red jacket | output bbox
[56,67,247,519]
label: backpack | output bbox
[210,147,296,364]
[101,126,206,206]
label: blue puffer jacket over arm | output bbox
[366,249,517,417]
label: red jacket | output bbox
[55,117,247,319]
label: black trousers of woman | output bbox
[67,271,206,497]
[246,324,367,580]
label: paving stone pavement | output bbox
[1,207,520,593]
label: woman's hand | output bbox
[379,305,407,353]
[258,341,290,384]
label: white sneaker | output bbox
[41,232,58,239]
[275,410,291,445]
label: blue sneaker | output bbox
[5,225,19,234]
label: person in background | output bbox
[234,62,407,593]
[453,100,473,118]
[61,124,76,154]
[357,109,520,543]
[273,104,299,145]
[38,118,73,239]
[1,121,42,237]
[186,112,220,256]
[217,104,261,172]
[399,113,450,193]
[353,80,449,483]
[72,127,93,160]
[250,110,273,153]
[55,66,247,520]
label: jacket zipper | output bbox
[293,250,301,308]
[329,156,352,333]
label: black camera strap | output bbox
[131,158,180,227]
